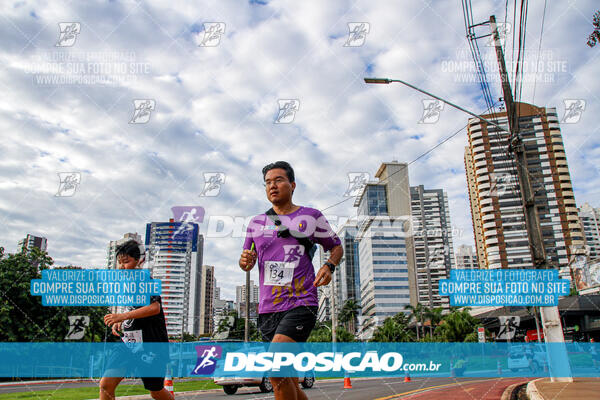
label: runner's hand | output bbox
[111,322,122,337]
[104,313,124,327]
[239,249,257,271]
[314,265,332,287]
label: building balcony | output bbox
[481,205,495,213]
[476,174,490,183]
[483,229,497,237]
[483,221,496,229]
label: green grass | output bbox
[0,379,220,400]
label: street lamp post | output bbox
[364,75,571,382]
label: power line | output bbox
[323,102,499,213]
[532,0,548,103]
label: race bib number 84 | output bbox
[264,261,295,286]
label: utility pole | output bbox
[489,15,572,382]
[244,270,250,342]
[331,273,337,344]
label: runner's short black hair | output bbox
[115,240,141,260]
[262,161,295,183]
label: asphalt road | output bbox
[0,377,525,399]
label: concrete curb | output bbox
[500,381,526,400]
[526,378,546,400]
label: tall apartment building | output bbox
[145,220,204,337]
[410,185,455,310]
[106,232,142,269]
[465,149,487,267]
[18,234,47,253]
[354,162,417,332]
[455,244,478,269]
[579,203,600,260]
[235,280,259,314]
[464,103,585,269]
[317,249,334,322]
[336,220,361,306]
[199,265,215,335]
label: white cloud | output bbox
[1,0,599,300]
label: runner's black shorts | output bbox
[102,343,167,392]
[258,305,318,342]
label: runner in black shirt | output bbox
[100,240,173,400]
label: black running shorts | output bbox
[258,305,318,342]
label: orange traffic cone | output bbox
[343,372,352,389]
[164,375,174,397]
[404,372,411,382]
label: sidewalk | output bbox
[527,378,600,399]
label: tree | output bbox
[424,307,444,339]
[370,314,415,342]
[307,321,355,342]
[338,299,361,334]
[0,249,108,342]
[435,307,479,342]
[404,303,427,340]
[587,10,600,48]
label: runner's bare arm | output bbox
[314,244,343,287]
[103,301,161,326]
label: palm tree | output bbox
[371,314,415,342]
[435,307,478,342]
[424,307,444,339]
[404,303,427,340]
[339,299,361,334]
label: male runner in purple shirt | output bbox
[239,161,343,400]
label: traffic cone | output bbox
[164,375,174,397]
[404,372,411,382]
[343,371,352,389]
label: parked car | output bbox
[214,373,315,395]
[508,345,548,372]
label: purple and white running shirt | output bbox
[243,206,341,314]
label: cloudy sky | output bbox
[1,0,598,300]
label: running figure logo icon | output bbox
[129,99,156,124]
[198,22,226,47]
[344,23,370,47]
[344,172,370,197]
[561,99,586,124]
[419,99,444,124]
[283,245,305,263]
[171,206,205,241]
[274,99,300,124]
[55,172,81,197]
[56,23,80,47]
[497,316,520,340]
[199,172,226,197]
[192,345,222,375]
[65,315,89,340]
